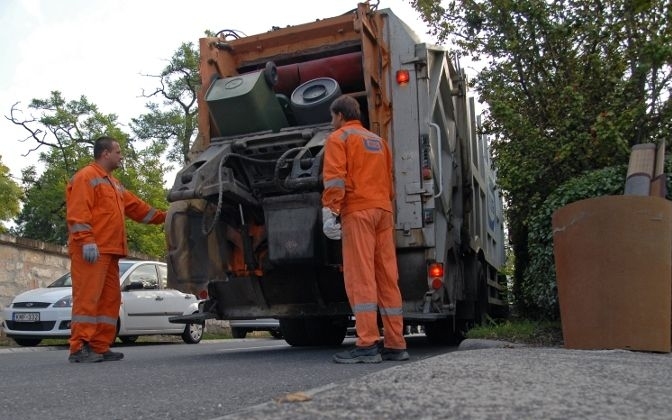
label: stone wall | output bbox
[0,234,71,311]
[0,234,234,341]
[0,234,154,326]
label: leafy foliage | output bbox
[132,42,200,165]
[522,165,627,319]
[412,0,672,316]
[0,159,22,231]
[7,92,168,258]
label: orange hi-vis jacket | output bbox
[322,120,394,215]
[66,162,166,256]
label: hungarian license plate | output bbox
[13,312,40,322]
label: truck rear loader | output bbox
[166,2,507,346]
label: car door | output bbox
[153,264,197,330]
[120,263,165,331]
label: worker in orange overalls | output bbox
[322,95,408,364]
[66,136,166,363]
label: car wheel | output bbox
[13,338,42,347]
[182,322,203,344]
[119,336,139,344]
[231,327,247,339]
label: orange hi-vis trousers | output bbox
[68,252,121,354]
[342,208,406,350]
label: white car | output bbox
[2,260,203,346]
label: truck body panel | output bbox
[166,3,507,345]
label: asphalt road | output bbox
[223,341,672,420]
[2,337,671,419]
[0,335,450,420]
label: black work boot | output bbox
[68,343,103,363]
[332,344,382,364]
[101,350,124,361]
[381,347,410,361]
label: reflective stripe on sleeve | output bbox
[324,178,345,189]
[70,223,92,233]
[142,208,158,224]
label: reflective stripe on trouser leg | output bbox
[374,210,406,349]
[69,252,112,353]
[342,209,381,347]
[89,255,121,354]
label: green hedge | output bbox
[519,165,628,318]
[521,160,672,319]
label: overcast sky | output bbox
[0,0,438,186]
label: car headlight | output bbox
[53,295,73,308]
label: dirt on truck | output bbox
[166,2,508,346]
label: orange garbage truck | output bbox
[167,2,507,346]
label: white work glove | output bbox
[322,207,342,240]
[82,243,100,263]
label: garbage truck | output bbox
[166,2,507,346]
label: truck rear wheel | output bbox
[423,319,464,346]
[231,327,247,339]
[280,317,347,347]
[475,262,490,326]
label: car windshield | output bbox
[47,261,135,287]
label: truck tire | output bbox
[280,317,347,347]
[280,318,312,346]
[423,319,464,346]
[231,327,248,339]
[268,329,283,339]
[317,318,348,346]
[475,261,490,326]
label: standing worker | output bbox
[66,136,166,363]
[321,95,409,364]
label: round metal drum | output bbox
[290,77,341,125]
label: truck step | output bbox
[168,312,216,324]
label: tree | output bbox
[132,42,201,166]
[7,92,169,258]
[412,0,672,316]
[0,158,22,232]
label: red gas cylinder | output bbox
[275,52,364,96]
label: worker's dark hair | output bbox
[330,95,360,121]
[93,136,117,159]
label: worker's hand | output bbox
[322,207,342,240]
[82,243,100,263]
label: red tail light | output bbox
[396,69,410,86]
[428,262,444,290]
[198,290,209,300]
[428,263,443,278]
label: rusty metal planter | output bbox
[552,195,672,353]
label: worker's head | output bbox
[93,135,123,172]
[329,95,360,129]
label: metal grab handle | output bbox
[429,122,443,199]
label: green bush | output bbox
[520,165,628,319]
